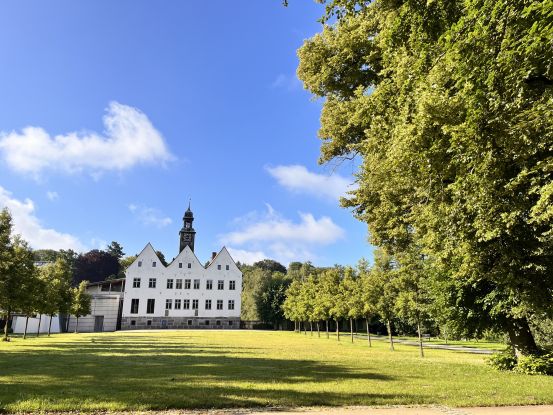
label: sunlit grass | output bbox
[1,330,551,412]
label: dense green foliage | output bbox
[297,0,553,358]
[1,330,552,411]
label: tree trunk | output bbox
[310,321,313,336]
[66,315,71,333]
[417,320,424,358]
[304,321,307,335]
[75,317,79,333]
[335,319,340,341]
[387,319,394,351]
[294,320,297,332]
[2,310,10,341]
[366,317,372,347]
[317,321,320,338]
[48,314,53,336]
[37,314,42,337]
[23,316,29,339]
[506,318,540,358]
[326,319,329,339]
[350,318,354,343]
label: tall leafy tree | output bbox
[258,272,291,329]
[0,209,36,341]
[74,250,120,284]
[106,241,125,261]
[297,0,553,358]
[40,259,73,336]
[71,281,92,333]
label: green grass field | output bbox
[1,330,552,412]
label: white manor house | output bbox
[120,204,242,330]
[12,205,242,334]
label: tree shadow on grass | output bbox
[0,339,410,411]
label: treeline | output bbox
[0,209,93,340]
[239,260,331,329]
[33,241,144,285]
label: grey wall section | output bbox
[120,316,239,330]
[68,294,122,332]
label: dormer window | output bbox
[152,261,157,267]
[138,261,142,267]
[217,264,221,270]
[179,263,182,268]
[188,263,191,269]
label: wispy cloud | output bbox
[271,73,302,91]
[129,203,172,228]
[0,186,85,251]
[221,204,344,264]
[226,248,267,265]
[266,164,355,201]
[0,102,174,177]
[46,191,59,201]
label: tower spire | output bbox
[179,201,196,252]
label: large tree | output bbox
[73,250,120,285]
[0,209,36,341]
[298,0,553,357]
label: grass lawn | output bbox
[1,330,552,412]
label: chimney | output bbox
[211,252,217,261]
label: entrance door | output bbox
[94,316,104,332]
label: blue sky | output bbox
[0,1,373,267]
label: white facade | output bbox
[12,314,61,334]
[121,244,242,329]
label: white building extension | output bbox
[121,245,242,329]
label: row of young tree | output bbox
[0,208,92,341]
[282,248,434,357]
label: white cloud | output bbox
[226,248,267,265]
[266,164,355,200]
[220,204,344,264]
[0,102,174,177]
[271,73,302,91]
[46,191,58,201]
[0,186,84,251]
[129,203,172,228]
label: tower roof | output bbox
[184,200,193,218]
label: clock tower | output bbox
[179,202,196,253]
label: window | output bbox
[184,279,191,289]
[192,299,198,310]
[188,319,192,325]
[176,279,183,289]
[183,299,190,309]
[130,298,139,314]
[167,279,174,289]
[206,280,213,290]
[216,320,221,326]
[165,299,172,309]
[229,280,236,290]
[218,280,224,290]
[152,261,156,267]
[131,320,136,326]
[226,265,230,270]
[228,300,235,310]
[147,320,152,326]
[205,299,212,310]
[147,299,155,314]
[217,300,223,310]
[179,262,182,268]
[217,264,221,270]
[193,279,200,289]
[149,278,156,288]
[187,263,191,269]
[229,320,233,326]
[133,278,141,288]
[175,299,181,310]
[101,284,110,292]
[205,320,210,326]
[138,261,142,267]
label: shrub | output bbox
[515,352,553,376]
[488,349,517,371]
